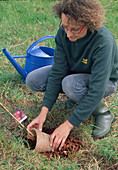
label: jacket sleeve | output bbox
[42,30,69,110]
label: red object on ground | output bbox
[13,109,27,123]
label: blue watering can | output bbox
[2,36,55,82]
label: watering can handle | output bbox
[27,36,55,53]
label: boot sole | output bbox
[92,117,116,139]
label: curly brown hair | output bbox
[53,0,105,32]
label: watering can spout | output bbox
[2,49,27,80]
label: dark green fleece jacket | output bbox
[42,26,118,127]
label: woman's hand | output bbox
[50,120,74,151]
[27,106,48,131]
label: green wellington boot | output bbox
[92,100,115,139]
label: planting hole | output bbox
[24,137,36,150]
[24,127,84,158]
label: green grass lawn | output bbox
[0,0,118,169]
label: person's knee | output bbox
[62,74,89,102]
[26,72,38,91]
[62,76,75,99]
[26,66,52,91]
